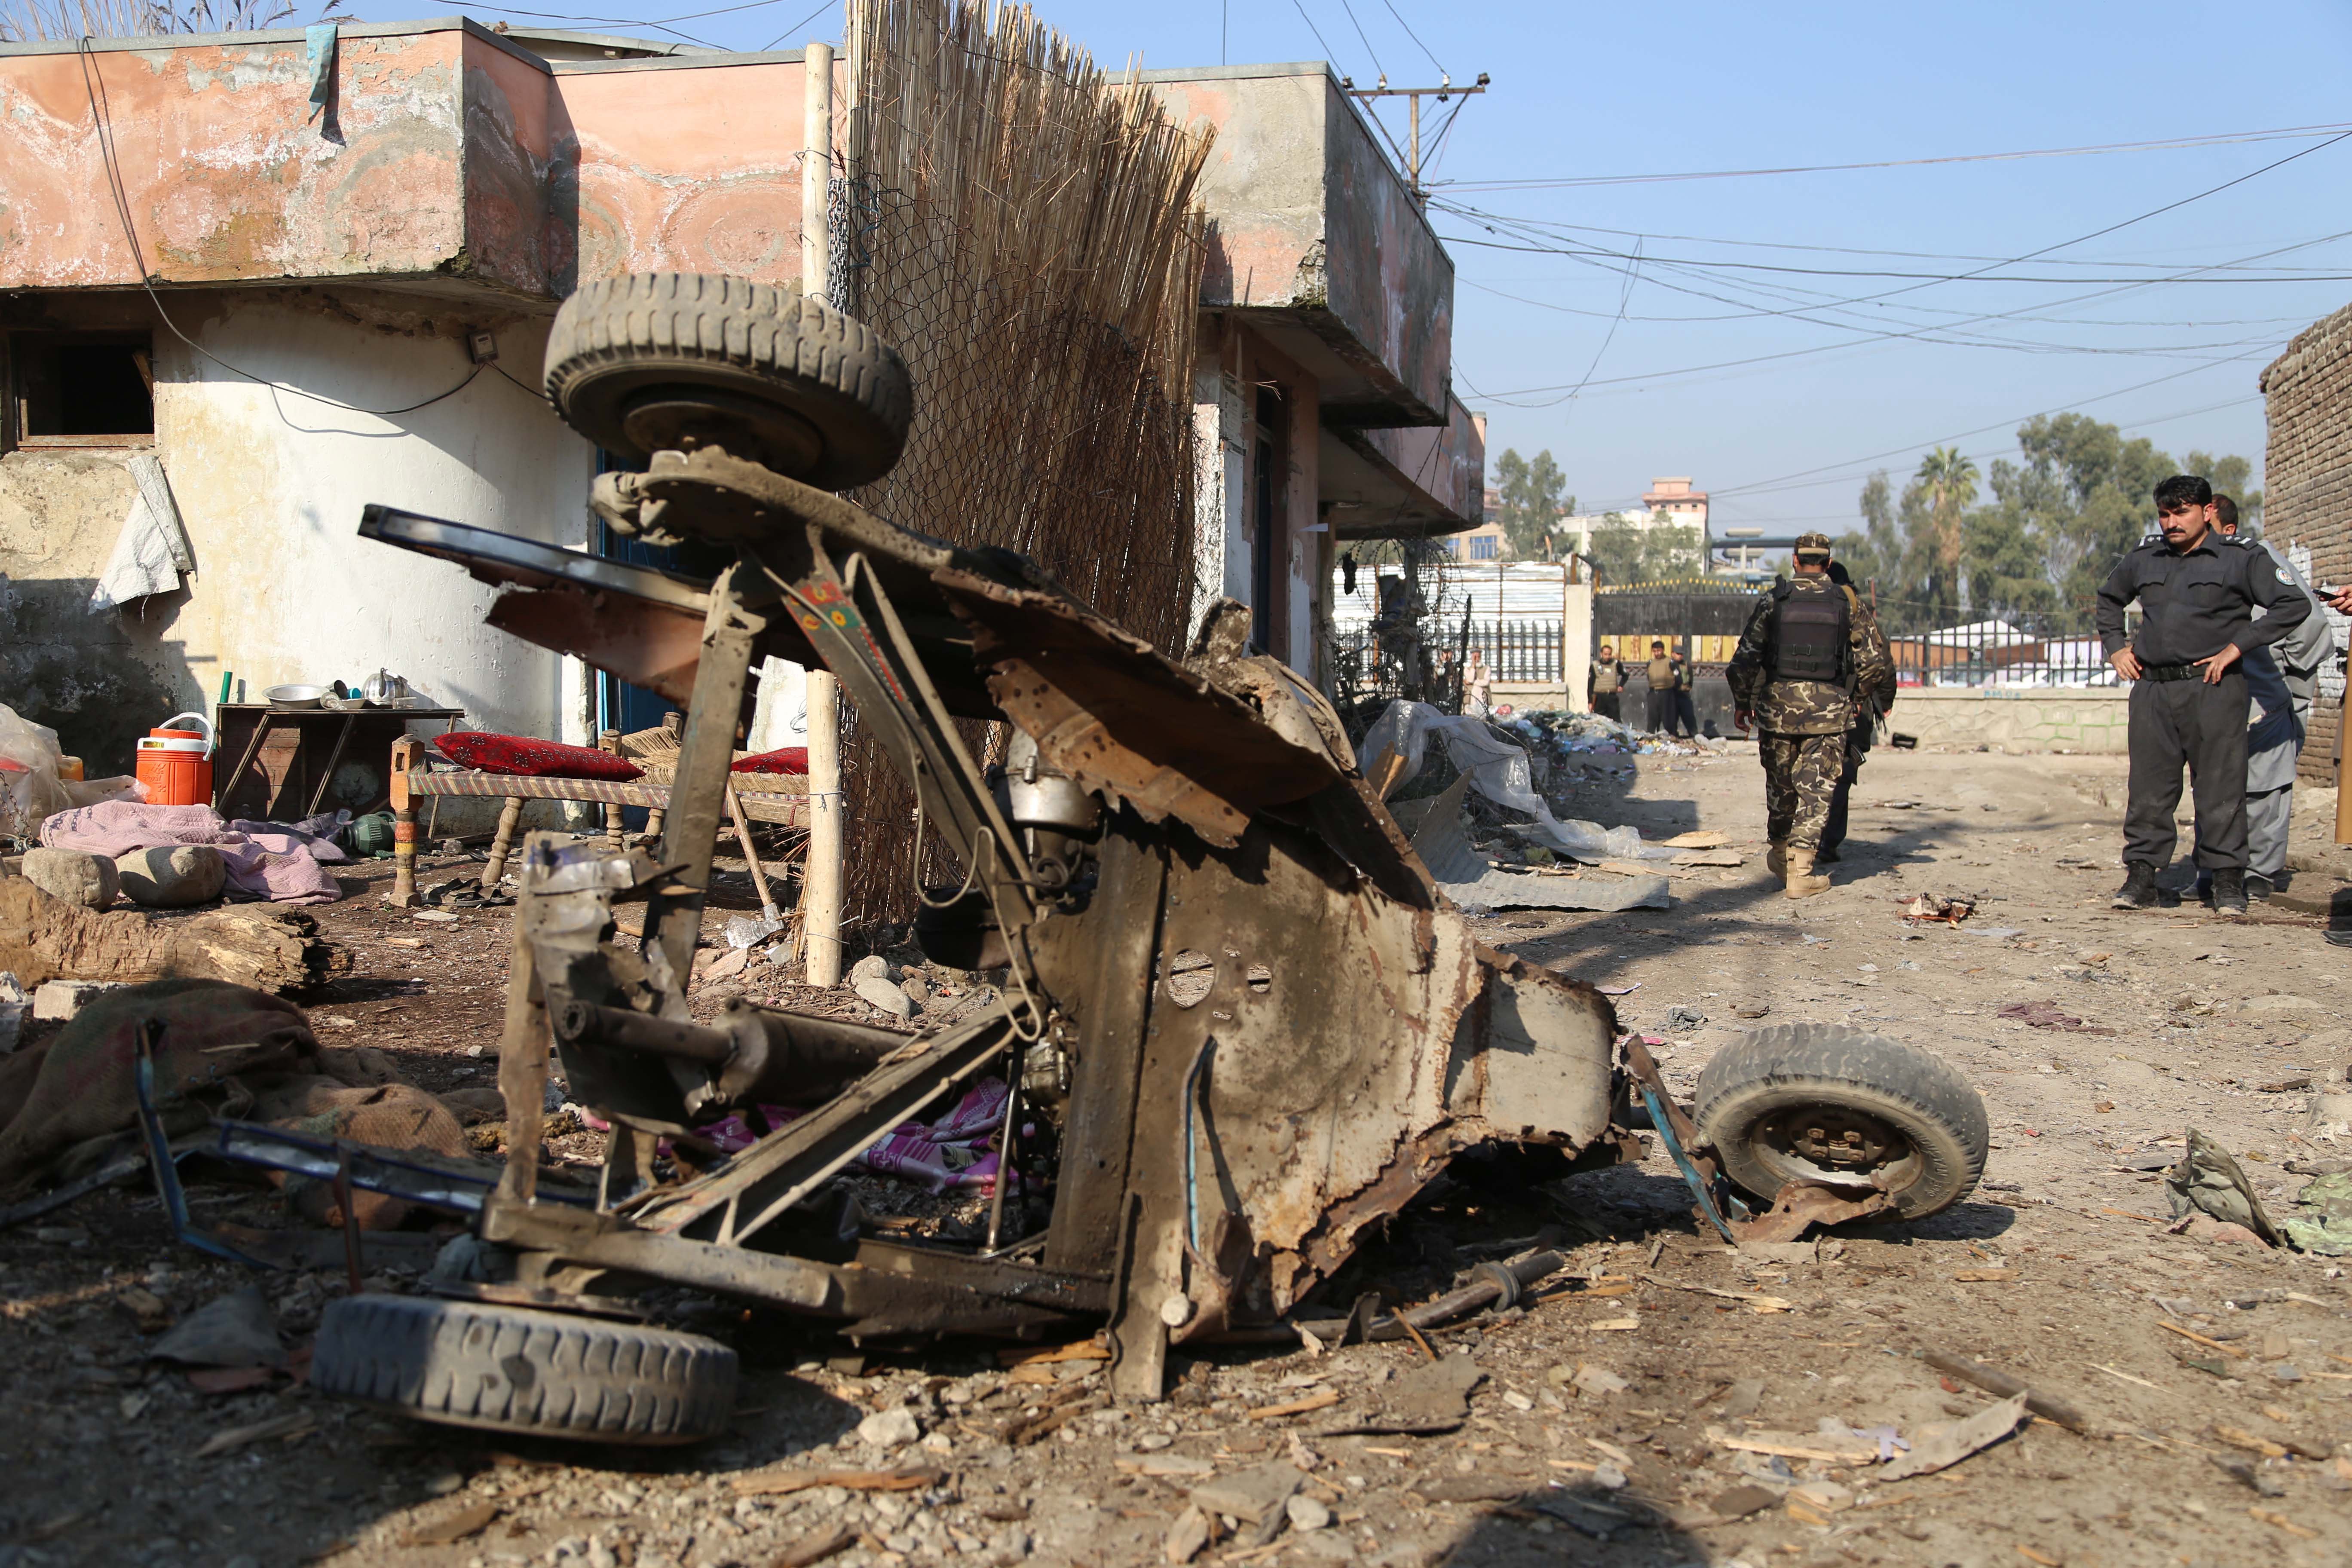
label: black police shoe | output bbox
[2245,871,2274,901]
[2210,868,2248,917]
[2110,862,2158,910]
[1815,844,1842,864]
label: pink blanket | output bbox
[39,802,344,904]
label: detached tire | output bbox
[1693,1024,1987,1220]
[312,1295,736,1445]
[545,273,913,490]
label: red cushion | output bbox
[433,732,643,781]
[731,747,808,775]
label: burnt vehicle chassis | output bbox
[301,277,1985,1443]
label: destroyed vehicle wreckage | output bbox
[266,273,1985,1443]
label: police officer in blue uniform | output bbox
[2096,475,2312,916]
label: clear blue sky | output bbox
[349,0,2352,534]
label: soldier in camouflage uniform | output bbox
[1726,533,1896,897]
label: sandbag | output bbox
[0,979,317,1194]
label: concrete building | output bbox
[0,28,1479,795]
[0,18,822,785]
[2259,300,2352,784]
[1147,63,1483,677]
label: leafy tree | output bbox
[1490,447,1572,560]
[1588,514,1699,584]
[1851,414,2259,629]
[2185,449,2263,536]
[1832,472,1918,612]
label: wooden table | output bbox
[214,704,466,821]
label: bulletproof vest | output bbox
[1592,660,1620,694]
[1769,581,1850,683]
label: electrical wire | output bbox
[758,0,837,51]
[1333,0,1386,80]
[1437,119,2352,191]
[1544,236,1643,410]
[1377,0,1443,74]
[1288,0,1345,70]
[1455,220,2352,401]
[76,41,493,419]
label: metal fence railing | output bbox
[1886,632,2117,688]
[1332,619,1563,702]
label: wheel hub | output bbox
[1766,1105,1903,1173]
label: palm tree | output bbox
[1915,446,1979,616]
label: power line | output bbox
[1288,0,1345,72]
[1437,119,2352,191]
[1333,0,1387,80]
[1452,217,2352,401]
[1706,374,2266,502]
[759,0,837,50]
[1377,0,1443,74]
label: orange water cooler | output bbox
[135,712,214,807]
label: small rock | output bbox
[856,1406,921,1449]
[1163,1505,1211,1564]
[116,843,227,908]
[413,909,459,924]
[1711,1482,1779,1520]
[32,979,125,1023]
[22,846,118,909]
[848,954,894,986]
[1192,1462,1305,1524]
[1572,1363,1630,1397]
[900,974,932,1004]
[1717,1378,1764,1417]
[854,972,917,1019]
[1134,1433,1174,1452]
[2240,994,2321,1016]
[1501,1390,1533,1411]
[1591,1463,1627,1491]
[1285,1494,1332,1531]
[2265,1362,2304,1384]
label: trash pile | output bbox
[1502,708,1731,759]
[1362,701,1684,867]
[1357,701,1750,914]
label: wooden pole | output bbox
[2336,684,2352,846]
[802,39,846,989]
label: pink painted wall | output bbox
[0,22,816,300]
[0,32,471,290]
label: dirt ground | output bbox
[5,743,2352,1568]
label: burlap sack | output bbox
[0,978,316,1194]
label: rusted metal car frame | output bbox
[363,448,1640,1395]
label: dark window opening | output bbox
[1250,386,1283,655]
[12,334,155,442]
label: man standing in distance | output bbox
[1589,643,1624,722]
[1644,640,1678,735]
[2202,493,2333,899]
[2097,475,2311,916]
[1727,533,1894,897]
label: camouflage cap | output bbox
[1793,531,1833,559]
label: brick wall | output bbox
[2261,300,2352,784]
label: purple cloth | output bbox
[38,802,343,904]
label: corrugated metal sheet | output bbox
[1332,562,1574,627]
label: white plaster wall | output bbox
[152,292,596,748]
[1189,358,1249,642]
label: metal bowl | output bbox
[265,683,329,708]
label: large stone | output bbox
[854,971,916,1019]
[20,847,118,910]
[116,844,227,908]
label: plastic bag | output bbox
[1360,700,1672,862]
[0,704,73,842]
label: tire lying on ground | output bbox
[1692,1023,1988,1220]
[311,1294,737,1444]
[544,273,913,491]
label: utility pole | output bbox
[1343,72,1489,202]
